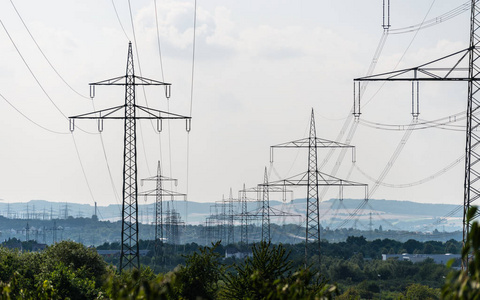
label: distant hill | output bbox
[0,198,462,233]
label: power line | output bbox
[358,116,467,132]
[98,133,122,212]
[0,92,69,135]
[0,19,67,119]
[185,0,198,223]
[361,0,437,110]
[0,19,96,135]
[354,153,464,189]
[154,0,166,82]
[71,134,96,205]
[9,0,90,100]
[389,1,470,35]
[111,0,130,41]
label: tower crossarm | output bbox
[271,137,354,148]
[268,207,302,218]
[135,105,192,120]
[141,175,177,184]
[261,171,369,188]
[69,105,191,131]
[90,75,172,86]
[271,138,355,163]
[354,47,473,82]
[69,105,125,119]
[69,106,190,120]
[240,185,293,194]
[138,189,186,199]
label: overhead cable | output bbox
[71,134,97,205]
[0,92,69,135]
[354,153,464,188]
[389,1,470,35]
[9,0,90,100]
[111,0,130,40]
[0,20,96,135]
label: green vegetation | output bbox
[0,241,107,299]
[0,219,476,299]
[442,206,480,299]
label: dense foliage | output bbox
[442,206,480,299]
[0,241,107,299]
[0,232,472,299]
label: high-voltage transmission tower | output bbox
[205,196,230,243]
[139,161,186,258]
[69,42,191,271]
[225,188,236,244]
[352,0,480,269]
[269,109,368,264]
[164,201,184,245]
[261,168,270,241]
[240,184,248,245]
[241,170,297,243]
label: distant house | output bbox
[225,249,252,259]
[382,253,460,265]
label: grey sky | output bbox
[0,0,471,209]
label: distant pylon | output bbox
[269,109,367,265]
[155,163,163,255]
[227,188,235,244]
[70,42,191,271]
[261,167,271,242]
[139,161,185,259]
[240,183,248,245]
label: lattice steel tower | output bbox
[70,42,190,271]
[306,110,320,250]
[352,1,480,262]
[261,167,271,242]
[240,183,248,245]
[139,161,185,259]
[463,0,480,252]
[269,109,367,264]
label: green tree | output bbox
[220,241,336,299]
[37,262,98,300]
[174,241,223,300]
[42,241,107,286]
[405,283,439,299]
[103,267,177,300]
[442,206,480,299]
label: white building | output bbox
[382,253,460,265]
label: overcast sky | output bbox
[0,0,472,211]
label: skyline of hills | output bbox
[0,197,462,232]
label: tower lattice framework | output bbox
[139,161,185,259]
[261,167,271,242]
[70,42,190,271]
[268,109,367,264]
[463,0,480,254]
[240,184,248,245]
[306,109,320,251]
[352,1,480,268]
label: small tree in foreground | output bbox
[442,206,480,299]
[220,241,336,299]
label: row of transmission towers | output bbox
[203,109,368,267]
[1,203,81,220]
